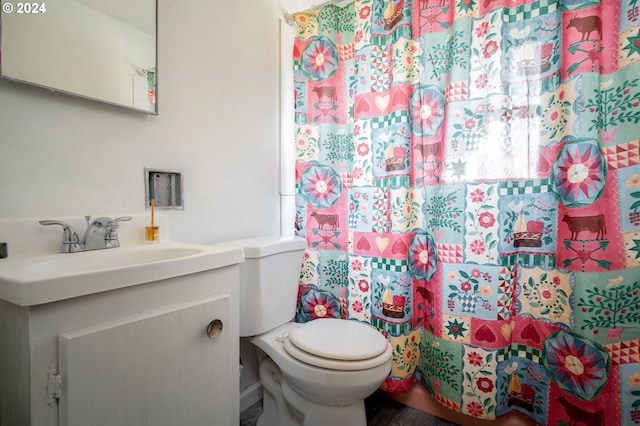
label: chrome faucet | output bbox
[39,216,132,253]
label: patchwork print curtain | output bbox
[292,0,640,424]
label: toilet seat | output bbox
[283,319,391,371]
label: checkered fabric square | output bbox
[371,316,413,334]
[499,178,551,195]
[372,257,409,272]
[374,175,411,189]
[497,344,541,363]
[500,252,556,268]
[371,110,409,129]
[503,0,558,23]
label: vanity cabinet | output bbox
[0,265,240,426]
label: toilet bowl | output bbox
[215,236,392,426]
[252,320,391,426]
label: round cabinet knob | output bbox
[206,319,224,340]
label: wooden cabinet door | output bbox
[59,294,235,426]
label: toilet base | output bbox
[257,356,367,426]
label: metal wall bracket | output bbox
[144,168,184,210]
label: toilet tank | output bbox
[216,236,307,337]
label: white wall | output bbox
[0,0,284,245]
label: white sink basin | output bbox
[25,247,205,274]
[0,243,244,306]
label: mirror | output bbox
[0,0,157,114]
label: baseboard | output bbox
[240,381,263,413]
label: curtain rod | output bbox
[284,0,353,25]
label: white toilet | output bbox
[219,236,392,426]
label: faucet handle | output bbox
[103,217,132,248]
[38,220,83,253]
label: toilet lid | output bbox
[284,319,391,370]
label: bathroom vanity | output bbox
[0,217,243,426]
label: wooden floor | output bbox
[240,390,459,426]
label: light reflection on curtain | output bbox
[146,70,156,110]
[292,0,640,423]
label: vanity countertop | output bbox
[0,242,244,306]
[0,215,244,306]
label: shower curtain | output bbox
[292,0,640,424]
